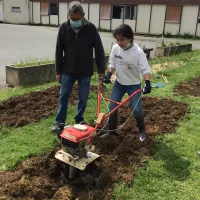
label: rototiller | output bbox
[54,80,162,189]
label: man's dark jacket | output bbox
[55,19,106,76]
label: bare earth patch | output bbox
[174,75,200,97]
[0,85,189,199]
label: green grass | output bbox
[112,51,200,199]
[12,57,54,68]
[0,50,200,199]
[0,81,58,102]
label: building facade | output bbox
[1,0,200,36]
[0,0,3,22]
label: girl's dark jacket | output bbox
[55,19,106,77]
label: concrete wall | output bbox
[196,24,200,36]
[41,15,49,25]
[89,3,99,28]
[82,3,89,20]
[0,0,3,22]
[32,2,40,24]
[50,15,58,25]
[136,4,151,33]
[180,6,199,35]
[150,5,166,34]
[100,19,110,30]
[3,0,30,24]
[59,2,68,24]
[124,19,136,32]
[164,23,180,35]
[111,19,123,30]
[7,2,199,37]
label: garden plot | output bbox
[174,75,200,97]
[0,85,189,200]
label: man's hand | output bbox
[103,71,112,84]
[56,74,62,83]
[143,80,151,94]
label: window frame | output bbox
[40,2,49,16]
[112,5,124,20]
[49,3,59,16]
[165,5,182,23]
[100,4,111,20]
[11,7,21,12]
[124,5,137,20]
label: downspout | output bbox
[148,0,153,33]
[178,4,183,34]
[195,6,200,36]
[32,0,33,24]
[135,5,138,32]
[110,5,113,31]
[2,0,4,22]
[28,0,31,24]
[163,5,167,35]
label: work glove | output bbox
[103,71,112,84]
[143,80,151,94]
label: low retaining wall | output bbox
[6,56,109,86]
[155,44,192,57]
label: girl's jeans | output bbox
[109,81,144,117]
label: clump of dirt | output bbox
[174,75,200,97]
[0,85,97,127]
[0,86,189,199]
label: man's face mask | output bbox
[70,19,82,28]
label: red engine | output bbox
[60,124,96,143]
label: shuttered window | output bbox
[165,6,182,23]
[41,2,49,15]
[100,4,111,19]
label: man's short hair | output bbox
[69,1,84,16]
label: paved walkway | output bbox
[1,24,200,88]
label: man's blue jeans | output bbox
[109,81,144,117]
[55,74,91,124]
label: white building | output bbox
[0,0,3,22]
[1,0,200,36]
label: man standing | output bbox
[52,1,106,132]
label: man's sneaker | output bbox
[139,131,148,142]
[51,123,64,133]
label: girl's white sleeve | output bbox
[108,46,116,69]
[137,51,151,75]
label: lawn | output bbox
[0,50,200,199]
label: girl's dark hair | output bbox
[112,24,134,43]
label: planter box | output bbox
[155,44,192,57]
[6,55,110,86]
[6,64,56,86]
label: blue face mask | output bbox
[123,43,131,50]
[70,19,82,28]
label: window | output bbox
[11,7,21,12]
[40,2,58,16]
[41,2,49,15]
[112,6,124,19]
[125,6,137,20]
[165,6,182,23]
[49,3,58,15]
[100,4,111,19]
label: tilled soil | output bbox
[174,75,200,97]
[0,85,97,127]
[0,84,190,200]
